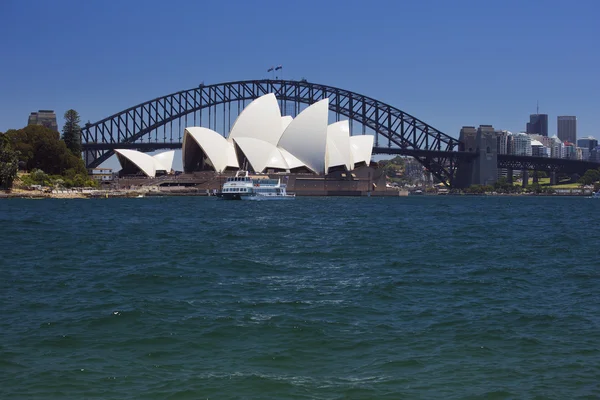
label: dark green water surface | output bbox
[1,196,599,399]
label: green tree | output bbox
[0,133,19,190]
[578,169,600,185]
[5,125,86,175]
[62,109,82,156]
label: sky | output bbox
[1,0,599,169]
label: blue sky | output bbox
[1,0,599,141]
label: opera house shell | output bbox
[115,93,373,176]
[183,93,373,175]
[114,149,175,178]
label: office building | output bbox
[576,136,597,153]
[557,116,577,143]
[512,133,532,156]
[27,110,58,132]
[526,114,548,136]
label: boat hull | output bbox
[217,193,253,200]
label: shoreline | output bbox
[0,189,595,199]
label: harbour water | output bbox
[1,196,599,399]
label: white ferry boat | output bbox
[217,171,295,200]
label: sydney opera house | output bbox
[114,93,374,178]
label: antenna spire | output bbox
[536,100,539,115]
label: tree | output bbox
[578,169,600,186]
[62,109,82,156]
[5,125,86,175]
[0,133,19,190]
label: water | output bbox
[1,196,599,399]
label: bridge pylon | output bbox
[454,125,499,188]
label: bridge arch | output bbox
[82,79,460,184]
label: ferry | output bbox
[217,171,295,200]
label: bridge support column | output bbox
[522,170,529,187]
[532,171,539,184]
[550,171,557,185]
[506,168,513,184]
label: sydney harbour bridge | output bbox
[81,79,598,188]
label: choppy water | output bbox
[1,196,599,399]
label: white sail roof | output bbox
[326,121,353,172]
[153,150,175,172]
[349,135,374,167]
[278,147,305,170]
[278,99,329,174]
[233,137,289,172]
[115,149,158,177]
[228,93,282,146]
[183,127,239,173]
[281,116,293,132]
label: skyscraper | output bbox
[526,114,548,136]
[27,110,58,132]
[557,116,577,143]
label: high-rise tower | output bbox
[526,113,548,136]
[557,116,577,143]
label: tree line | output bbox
[0,110,94,190]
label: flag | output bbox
[275,65,282,71]
[267,66,274,72]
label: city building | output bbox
[577,136,598,153]
[580,147,590,161]
[563,142,576,159]
[496,130,511,155]
[526,114,548,136]
[550,136,564,158]
[557,116,577,143]
[590,146,600,163]
[512,133,532,156]
[27,110,58,131]
[529,134,553,149]
[531,140,549,157]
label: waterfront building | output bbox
[512,133,532,156]
[183,94,372,175]
[577,136,598,155]
[88,168,114,182]
[557,116,577,143]
[526,114,548,136]
[27,110,58,131]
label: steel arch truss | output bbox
[82,79,460,184]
